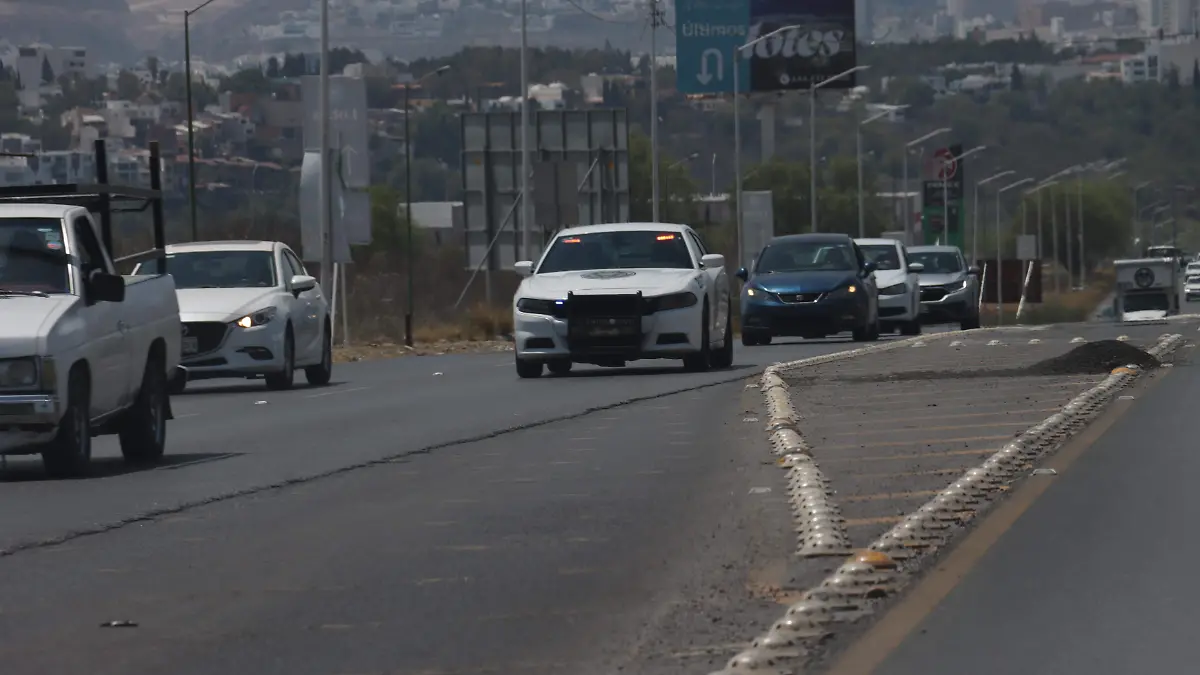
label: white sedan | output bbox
[855,237,923,335]
[512,223,733,378]
[133,240,332,392]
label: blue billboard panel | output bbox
[746,0,858,91]
[675,0,751,95]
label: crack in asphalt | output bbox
[0,368,764,560]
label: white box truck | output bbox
[1113,257,1180,321]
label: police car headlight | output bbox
[649,292,698,312]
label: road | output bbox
[0,334,919,674]
[829,337,1197,675]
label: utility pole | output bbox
[649,0,662,222]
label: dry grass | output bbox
[982,270,1113,326]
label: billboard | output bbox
[461,109,630,272]
[298,150,352,264]
[920,144,966,249]
[675,0,857,94]
[747,0,858,91]
[302,75,371,246]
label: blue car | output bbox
[737,233,881,346]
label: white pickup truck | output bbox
[0,140,182,477]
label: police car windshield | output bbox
[537,230,694,273]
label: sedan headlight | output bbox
[878,283,907,296]
[648,291,698,313]
[825,284,859,300]
[235,306,277,328]
[0,357,39,389]
[516,297,562,315]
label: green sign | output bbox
[921,144,966,250]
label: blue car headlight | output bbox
[516,298,561,315]
[744,286,773,301]
[824,284,860,300]
[879,283,907,296]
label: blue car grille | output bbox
[776,292,823,303]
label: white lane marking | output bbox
[304,386,371,399]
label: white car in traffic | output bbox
[512,223,733,377]
[133,240,332,392]
[1186,262,1200,301]
[855,238,923,335]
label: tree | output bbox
[627,131,698,223]
[266,56,281,79]
[1010,63,1024,91]
[219,68,272,95]
[41,56,54,85]
[115,70,142,100]
[147,56,159,83]
[1192,59,1199,89]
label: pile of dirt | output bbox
[1025,340,1161,376]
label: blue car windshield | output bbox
[756,242,856,273]
[908,251,963,274]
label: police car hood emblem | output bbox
[580,270,637,280]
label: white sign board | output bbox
[299,150,353,264]
[302,75,370,191]
[741,190,775,272]
[1016,234,1038,261]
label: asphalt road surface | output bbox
[835,338,1198,675]
[0,332,925,674]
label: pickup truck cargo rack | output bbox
[0,139,166,268]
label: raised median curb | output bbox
[712,329,1187,674]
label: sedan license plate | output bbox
[182,336,199,355]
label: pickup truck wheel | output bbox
[265,328,295,390]
[305,323,333,386]
[119,357,167,464]
[42,370,91,479]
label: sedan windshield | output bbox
[756,241,857,273]
[859,244,901,271]
[0,218,69,294]
[138,250,277,289]
[909,251,964,274]
[537,230,693,273]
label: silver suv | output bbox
[908,245,981,330]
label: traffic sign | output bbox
[675,0,859,95]
[934,147,957,180]
[675,0,750,95]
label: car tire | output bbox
[118,352,168,464]
[265,327,296,391]
[305,322,333,386]
[900,318,922,335]
[169,376,187,395]
[547,360,572,375]
[42,368,91,479]
[683,303,713,372]
[711,306,735,369]
[516,357,543,378]
[741,329,770,346]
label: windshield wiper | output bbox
[0,289,50,298]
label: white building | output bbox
[12,44,89,108]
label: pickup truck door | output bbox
[71,215,127,416]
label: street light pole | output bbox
[940,145,984,247]
[733,24,803,270]
[403,65,451,348]
[809,65,869,232]
[857,108,902,238]
[974,170,1014,265]
[183,0,217,242]
[1025,180,1057,273]
[649,0,661,222]
[519,0,531,261]
[662,152,699,222]
[902,127,950,245]
[996,177,1033,326]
